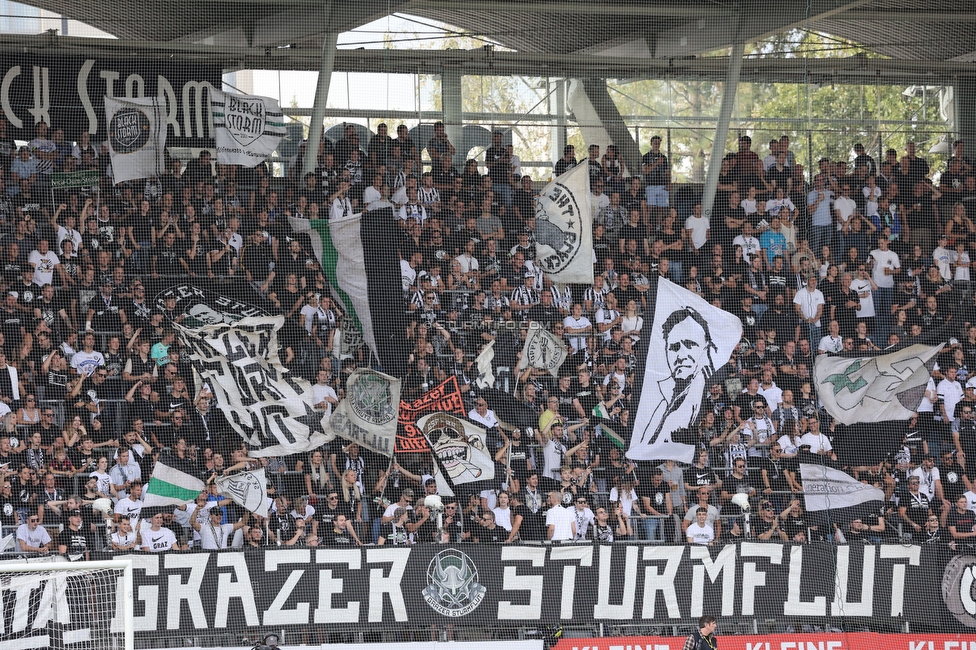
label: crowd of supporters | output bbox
[2,114,976,557]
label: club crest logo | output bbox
[349,371,396,426]
[942,554,976,627]
[422,548,486,617]
[110,107,151,153]
[218,472,264,514]
[525,324,567,371]
[222,95,266,147]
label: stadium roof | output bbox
[3,0,975,81]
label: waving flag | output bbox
[210,90,287,167]
[533,162,593,283]
[518,322,568,378]
[800,462,885,511]
[104,96,167,184]
[813,343,943,425]
[331,368,401,457]
[296,209,409,378]
[215,468,269,517]
[627,276,742,464]
[144,452,206,508]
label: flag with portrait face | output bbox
[627,276,742,463]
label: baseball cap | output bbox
[68,509,82,517]
[966,377,976,390]
[401,488,415,498]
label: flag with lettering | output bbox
[176,315,332,457]
[210,90,287,167]
[215,468,269,518]
[331,368,401,457]
[813,343,943,426]
[533,162,593,283]
[104,95,167,184]
[800,463,885,511]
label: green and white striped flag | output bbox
[144,453,206,508]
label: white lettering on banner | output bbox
[740,543,783,616]
[596,545,637,619]
[131,554,160,632]
[1,66,22,128]
[366,548,409,622]
[747,644,770,650]
[881,545,921,616]
[785,545,827,616]
[909,643,933,650]
[263,549,312,626]
[498,546,546,619]
[314,549,361,623]
[183,80,214,139]
[944,644,976,650]
[165,553,209,630]
[0,59,214,139]
[29,65,50,125]
[77,59,96,133]
[831,545,874,617]
[551,545,593,619]
[215,553,260,628]
[641,546,683,619]
[690,545,737,617]
[780,644,844,650]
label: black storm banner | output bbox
[2,543,968,646]
[0,55,221,146]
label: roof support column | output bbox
[550,78,566,181]
[701,42,745,222]
[304,12,338,176]
[442,66,463,171]
[576,79,642,178]
[955,77,976,157]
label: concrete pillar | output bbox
[955,77,976,155]
[441,67,463,170]
[550,78,566,179]
[570,78,642,178]
[304,29,339,176]
[701,42,745,222]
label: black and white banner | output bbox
[105,95,168,184]
[330,368,401,456]
[628,277,742,463]
[0,543,961,644]
[176,315,332,457]
[0,55,220,146]
[210,90,286,167]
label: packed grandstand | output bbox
[2,115,976,644]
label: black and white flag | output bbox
[215,468,269,518]
[627,277,742,463]
[813,343,943,426]
[104,96,167,184]
[176,316,332,457]
[210,90,287,167]
[330,369,401,457]
[418,413,495,487]
[533,162,593,283]
[800,463,885,511]
[518,322,568,378]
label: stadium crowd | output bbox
[2,115,976,558]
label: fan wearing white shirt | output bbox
[192,506,249,550]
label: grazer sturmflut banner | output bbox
[0,543,964,646]
[210,90,287,167]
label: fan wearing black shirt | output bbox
[57,509,94,560]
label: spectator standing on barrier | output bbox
[684,616,719,650]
